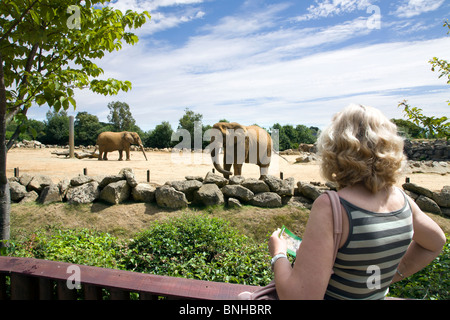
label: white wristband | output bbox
[271,253,287,271]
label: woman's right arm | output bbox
[391,196,446,283]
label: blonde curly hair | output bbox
[317,104,406,193]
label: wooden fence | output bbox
[0,256,258,300]
[0,256,408,300]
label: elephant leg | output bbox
[118,150,123,161]
[103,152,108,160]
[234,163,243,176]
[259,166,269,180]
[125,148,131,161]
[98,149,103,161]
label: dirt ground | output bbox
[6,147,450,192]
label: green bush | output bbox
[389,235,450,300]
[10,228,123,270]
[7,217,449,299]
[120,213,272,285]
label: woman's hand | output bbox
[268,228,288,257]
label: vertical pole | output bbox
[69,116,74,158]
[147,170,150,182]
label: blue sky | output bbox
[29,0,450,131]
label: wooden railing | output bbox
[0,256,258,300]
[0,256,408,300]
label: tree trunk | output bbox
[0,53,11,245]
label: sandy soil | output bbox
[6,148,449,192]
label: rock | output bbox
[325,181,338,191]
[229,175,245,185]
[262,175,283,193]
[242,178,270,194]
[166,180,202,201]
[228,197,242,208]
[203,172,228,187]
[442,207,450,218]
[27,175,53,193]
[19,191,39,204]
[120,168,138,188]
[66,181,100,204]
[415,195,441,215]
[131,183,156,203]
[9,181,27,202]
[99,180,130,205]
[403,190,419,201]
[185,176,203,182]
[58,179,70,199]
[99,174,125,188]
[70,174,94,186]
[38,184,62,204]
[155,185,188,209]
[278,177,296,196]
[194,184,224,206]
[251,192,282,208]
[221,185,254,202]
[286,196,313,209]
[297,181,323,201]
[19,173,33,188]
[432,186,450,207]
[402,183,434,199]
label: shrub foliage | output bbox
[6,214,449,299]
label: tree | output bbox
[6,118,45,142]
[42,110,69,145]
[74,111,103,146]
[398,20,450,139]
[295,124,316,144]
[0,0,150,243]
[177,108,203,149]
[146,121,174,148]
[392,118,425,139]
[107,101,136,132]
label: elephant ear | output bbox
[123,132,134,144]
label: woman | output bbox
[269,104,446,300]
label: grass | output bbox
[10,201,311,243]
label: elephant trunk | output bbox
[140,144,148,161]
[210,143,232,176]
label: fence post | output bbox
[69,116,75,158]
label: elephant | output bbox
[95,131,148,161]
[208,122,272,179]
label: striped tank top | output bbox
[324,191,413,300]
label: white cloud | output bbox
[296,0,374,21]
[63,24,450,131]
[107,0,205,12]
[106,0,206,35]
[391,0,445,18]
